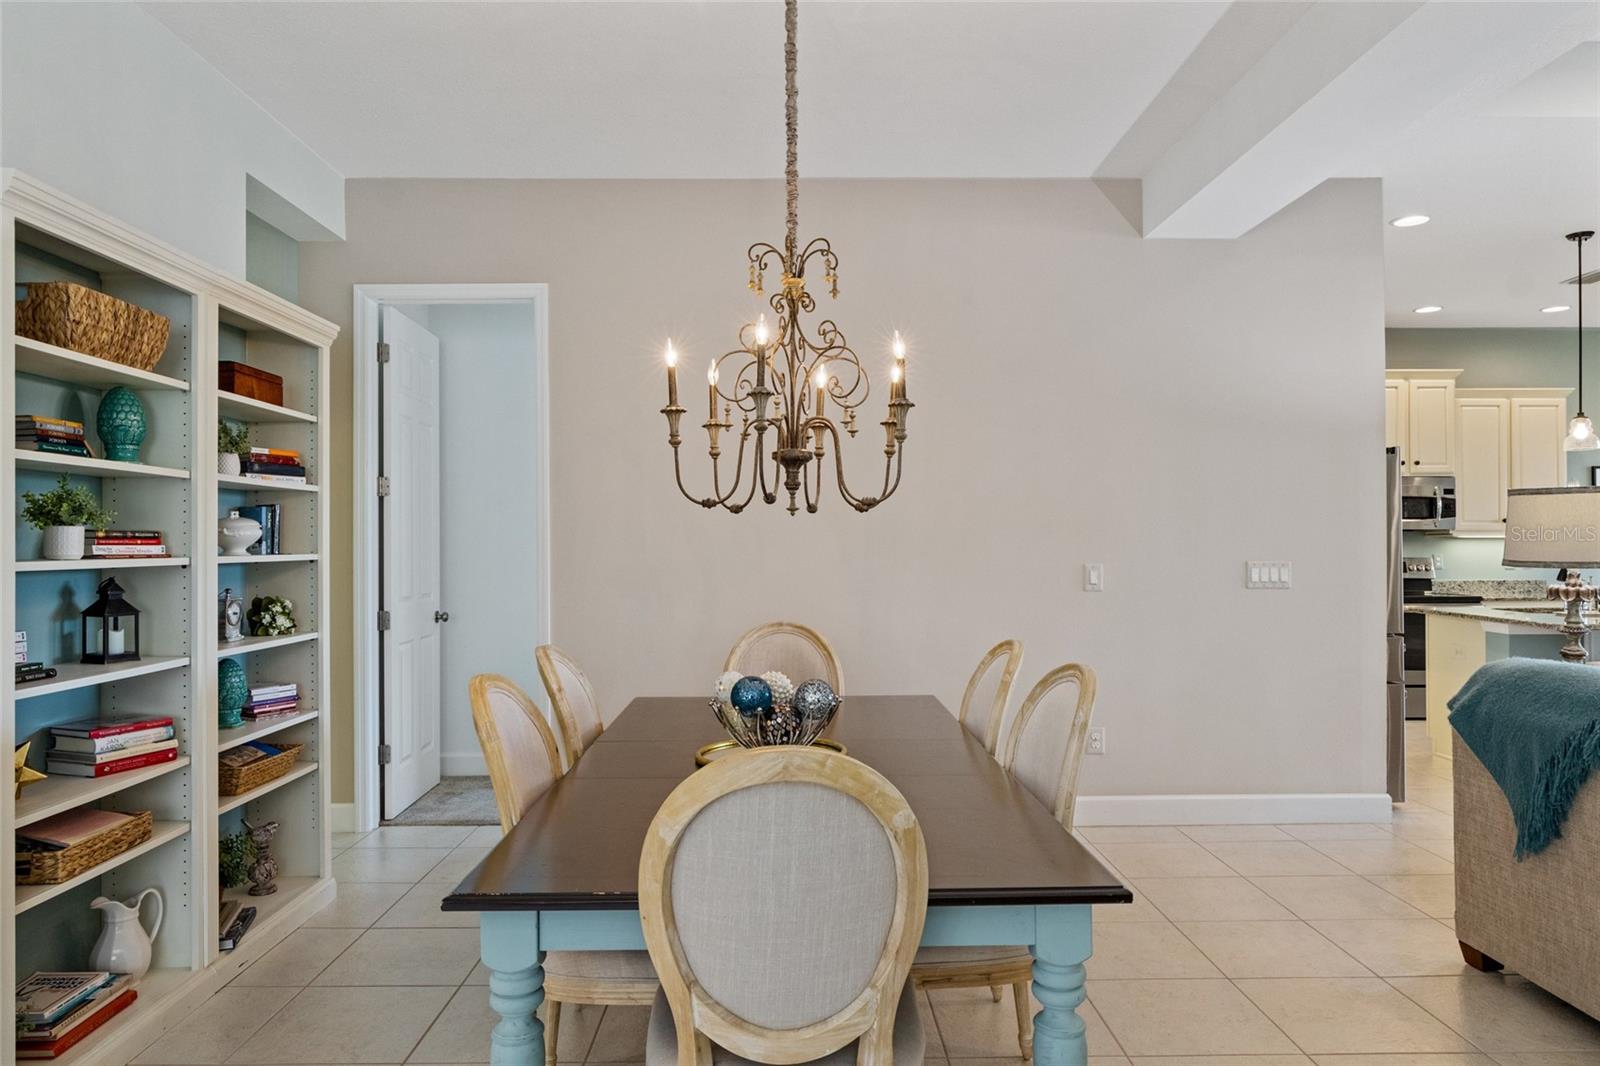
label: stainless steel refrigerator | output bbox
[1386,448,1406,801]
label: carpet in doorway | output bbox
[384,776,499,826]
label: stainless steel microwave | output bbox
[1401,475,1456,531]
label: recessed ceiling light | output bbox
[1543,305,1572,313]
[1390,215,1431,228]
[1414,306,1443,314]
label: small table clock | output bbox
[220,588,244,643]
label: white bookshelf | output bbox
[2,171,338,1066]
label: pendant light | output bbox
[1564,230,1596,451]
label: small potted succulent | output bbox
[21,475,115,561]
[217,420,249,476]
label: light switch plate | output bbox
[1246,561,1292,589]
[1084,563,1104,592]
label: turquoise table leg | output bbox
[481,912,544,1066]
[1031,904,1092,1066]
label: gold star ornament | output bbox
[14,741,46,800]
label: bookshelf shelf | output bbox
[216,760,318,815]
[217,473,318,493]
[6,171,336,1066]
[15,756,193,828]
[217,390,315,424]
[15,821,190,914]
[17,451,191,481]
[219,708,319,752]
[217,632,318,658]
[220,875,321,943]
[14,337,190,393]
[16,556,191,572]
[14,656,190,700]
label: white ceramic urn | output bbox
[218,511,263,556]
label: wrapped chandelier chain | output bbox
[656,0,915,515]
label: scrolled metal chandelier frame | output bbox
[659,0,913,515]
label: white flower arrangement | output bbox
[249,595,297,637]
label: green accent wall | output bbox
[245,212,299,303]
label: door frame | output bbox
[351,283,551,832]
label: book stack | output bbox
[46,714,177,778]
[14,972,137,1060]
[238,503,282,554]
[15,416,92,458]
[87,529,168,559]
[244,681,299,720]
[16,660,58,685]
[241,446,306,485]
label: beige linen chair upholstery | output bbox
[469,674,657,1065]
[955,639,1024,755]
[911,663,1099,1060]
[536,643,606,771]
[639,747,928,1065]
[724,621,844,693]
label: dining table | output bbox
[444,693,1131,1066]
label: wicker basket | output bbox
[16,282,171,371]
[219,743,304,796]
[16,810,154,886]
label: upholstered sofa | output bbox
[1453,733,1600,1020]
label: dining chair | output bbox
[535,643,606,772]
[723,621,844,693]
[639,747,928,1065]
[469,674,658,1065]
[911,662,1099,1060]
[955,639,1024,755]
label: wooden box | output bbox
[219,361,284,407]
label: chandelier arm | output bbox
[669,447,715,509]
[801,451,820,513]
[729,428,765,512]
[809,419,874,512]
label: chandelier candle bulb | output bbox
[665,341,679,406]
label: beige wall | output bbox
[300,177,1387,807]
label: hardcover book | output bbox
[51,714,174,739]
[46,747,177,778]
[14,972,112,1026]
[16,809,134,849]
[47,738,178,765]
[51,724,175,754]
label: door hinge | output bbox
[377,609,392,632]
[377,341,391,364]
[377,475,391,498]
[378,743,392,766]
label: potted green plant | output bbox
[20,475,115,561]
[218,420,249,476]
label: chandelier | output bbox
[658,0,913,515]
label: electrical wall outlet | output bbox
[1087,726,1106,755]
[1246,561,1293,589]
[1084,563,1104,592]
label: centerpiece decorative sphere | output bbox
[794,678,839,721]
[729,675,772,718]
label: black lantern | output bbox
[81,577,141,664]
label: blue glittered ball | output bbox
[729,676,773,718]
[794,679,839,721]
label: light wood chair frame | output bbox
[912,662,1099,1061]
[639,747,928,1066]
[723,621,845,694]
[956,639,1024,755]
[536,643,604,772]
[469,672,658,1065]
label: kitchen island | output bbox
[1407,601,1581,758]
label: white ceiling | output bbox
[142,1,1600,327]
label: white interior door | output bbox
[381,306,443,818]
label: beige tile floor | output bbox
[131,725,1600,1065]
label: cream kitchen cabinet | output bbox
[1453,387,1572,534]
[1387,370,1461,473]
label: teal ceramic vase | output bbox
[218,658,248,730]
[96,387,147,462]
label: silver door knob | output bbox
[434,610,450,623]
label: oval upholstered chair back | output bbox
[468,673,564,834]
[723,621,843,694]
[1001,663,1099,830]
[639,748,927,1065]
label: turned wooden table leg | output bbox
[1031,905,1091,1066]
[482,912,546,1065]
[1459,941,1503,972]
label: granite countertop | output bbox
[1405,599,1572,632]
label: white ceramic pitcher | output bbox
[89,888,163,977]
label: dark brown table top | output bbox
[444,694,1131,911]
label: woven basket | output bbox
[219,743,304,796]
[16,810,154,886]
[16,282,171,371]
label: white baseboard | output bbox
[1074,793,1393,826]
[331,802,359,834]
[442,752,488,776]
